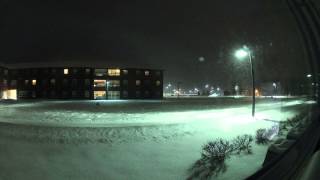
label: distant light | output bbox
[307,74,312,78]
[205,84,209,88]
[217,87,220,91]
[198,57,205,62]
[64,68,69,75]
[272,83,277,87]
[234,49,249,59]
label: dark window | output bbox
[144,91,150,97]
[63,79,68,85]
[122,80,128,86]
[136,90,141,97]
[144,80,151,86]
[72,79,77,86]
[85,91,90,98]
[72,91,77,97]
[10,80,17,86]
[85,79,90,86]
[122,90,128,98]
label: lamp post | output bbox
[234,45,256,117]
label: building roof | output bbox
[3,61,164,71]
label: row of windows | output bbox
[2,79,162,87]
[94,69,161,77]
[18,91,91,98]
[2,68,162,77]
[17,90,162,98]
[135,80,161,86]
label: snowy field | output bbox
[0,97,314,180]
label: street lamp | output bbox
[234,45,256,117]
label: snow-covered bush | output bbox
[232,134,253,154]
[188,135,254,179]
[255,129,269,145]
[188,139,232,179]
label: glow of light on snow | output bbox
[235,49,249,59]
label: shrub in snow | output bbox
[188,135,254,179]
[255,128,269,145]
[232,134,253,154]
[188,139,232,179]
[278,112,308,136]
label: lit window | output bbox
[108,69,121,76]
[64,69,69,75]
[156,80,161,86]
[85,68,91,74]
[94,80,106,88]
[122,70,128,75]
[145,71,150,76]
[50,79,56,85]
[32,80,37,86]
[136,80,141,86]
[25,80,29,85]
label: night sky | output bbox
[1,0,318,89]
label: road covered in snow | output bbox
[0,97,315,180]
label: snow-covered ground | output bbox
[0,97,313,180]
